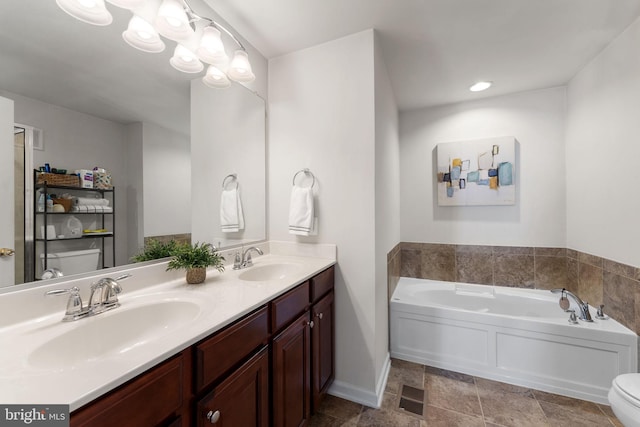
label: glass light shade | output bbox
[169,45,204,73]
[469,81,492,92]
[123,16,165,53]
[55,0,113,26]
[155,0,193,42]
[203,65,231,88]
[227,50,255,83]
[105,0,145,9]
[196,26,228,64]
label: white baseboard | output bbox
[328,352,391,409]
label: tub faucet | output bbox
[550,288,593,322]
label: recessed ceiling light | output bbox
[469,81,492,92]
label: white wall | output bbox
[399,87,567,247]
[142,122,190,237]
[190,81,266,249]
[269,30,386,405]
[566,16,640,267]
[125,123,144,258]
[373,32,399,392]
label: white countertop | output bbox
[0,249,335,411]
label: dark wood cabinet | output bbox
[311,290,335,410]
[70,352,186,427]
[195,306,269,392]
[271,266,335,426]
[196,347,269,427]
[272,312,312,427]
[71,265,335,427]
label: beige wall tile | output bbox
[578,262,604,308]
[494,254,534,288]
[535,256,568,290]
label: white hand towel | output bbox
[289,186,314,236]
[220,188,245,233]
[75,197,110,206]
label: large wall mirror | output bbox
[0,0,266,288]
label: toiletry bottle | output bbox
[37,192,45,212]
[46,194,54,211]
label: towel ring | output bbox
[222,173,238,190]
[292,168,315,188]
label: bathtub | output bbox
[389,277,638,404]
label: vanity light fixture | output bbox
[469,81,492,92]
[55,0,255,87]
[56,0,113,26]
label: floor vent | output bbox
[397,384,426,418]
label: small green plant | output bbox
[166,242,225,273]
[132,239,180,263]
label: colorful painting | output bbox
[436,136,516,206]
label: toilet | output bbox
[609,373,640,427]
[40,248,101,276]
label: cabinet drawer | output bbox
[195,306,268,392]
[270,281,310,333]
[71,353,184,427]
[311,266,334,303]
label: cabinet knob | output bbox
[315,312,323,320]
[307,320,315,329]
[206,410,220,424]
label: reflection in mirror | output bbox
[0,0,266,288]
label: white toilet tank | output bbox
[40,248,101,275]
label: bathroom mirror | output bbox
[0,0,266,288]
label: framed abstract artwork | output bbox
[436,136,516,206]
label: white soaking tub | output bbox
[389,277,638,404]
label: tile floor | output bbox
[309,358,623,427]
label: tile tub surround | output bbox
[308,358,623,426]
[387,242,640,335]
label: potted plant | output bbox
[131,239,181,263]
[166,242,225,284]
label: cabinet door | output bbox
[272,311,311,427]
[312,291,335,411]
[196,347,269,427]
[71,353,185,427]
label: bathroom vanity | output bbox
[72,267,335,427]
[0,246,335,427]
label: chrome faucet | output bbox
[88,274,131,314]
[233,247,264,269]
[46,274,132,321]
[550,288,593,322]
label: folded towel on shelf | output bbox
[289,186,314,236]
[71,205,113,213]
[220,188,244,232]
[75,197,110,206]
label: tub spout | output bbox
[550,288,593,322]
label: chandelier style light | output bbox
[55,0,255,88]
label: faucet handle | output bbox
[244,252,254,267]
[233,251,242,270]
[596,304,608,320]
[45,286,86,321]
[567,309,578,324]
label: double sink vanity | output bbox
[0,242,336,426]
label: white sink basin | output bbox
[28,300,200,369]
[238,263,303,282]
